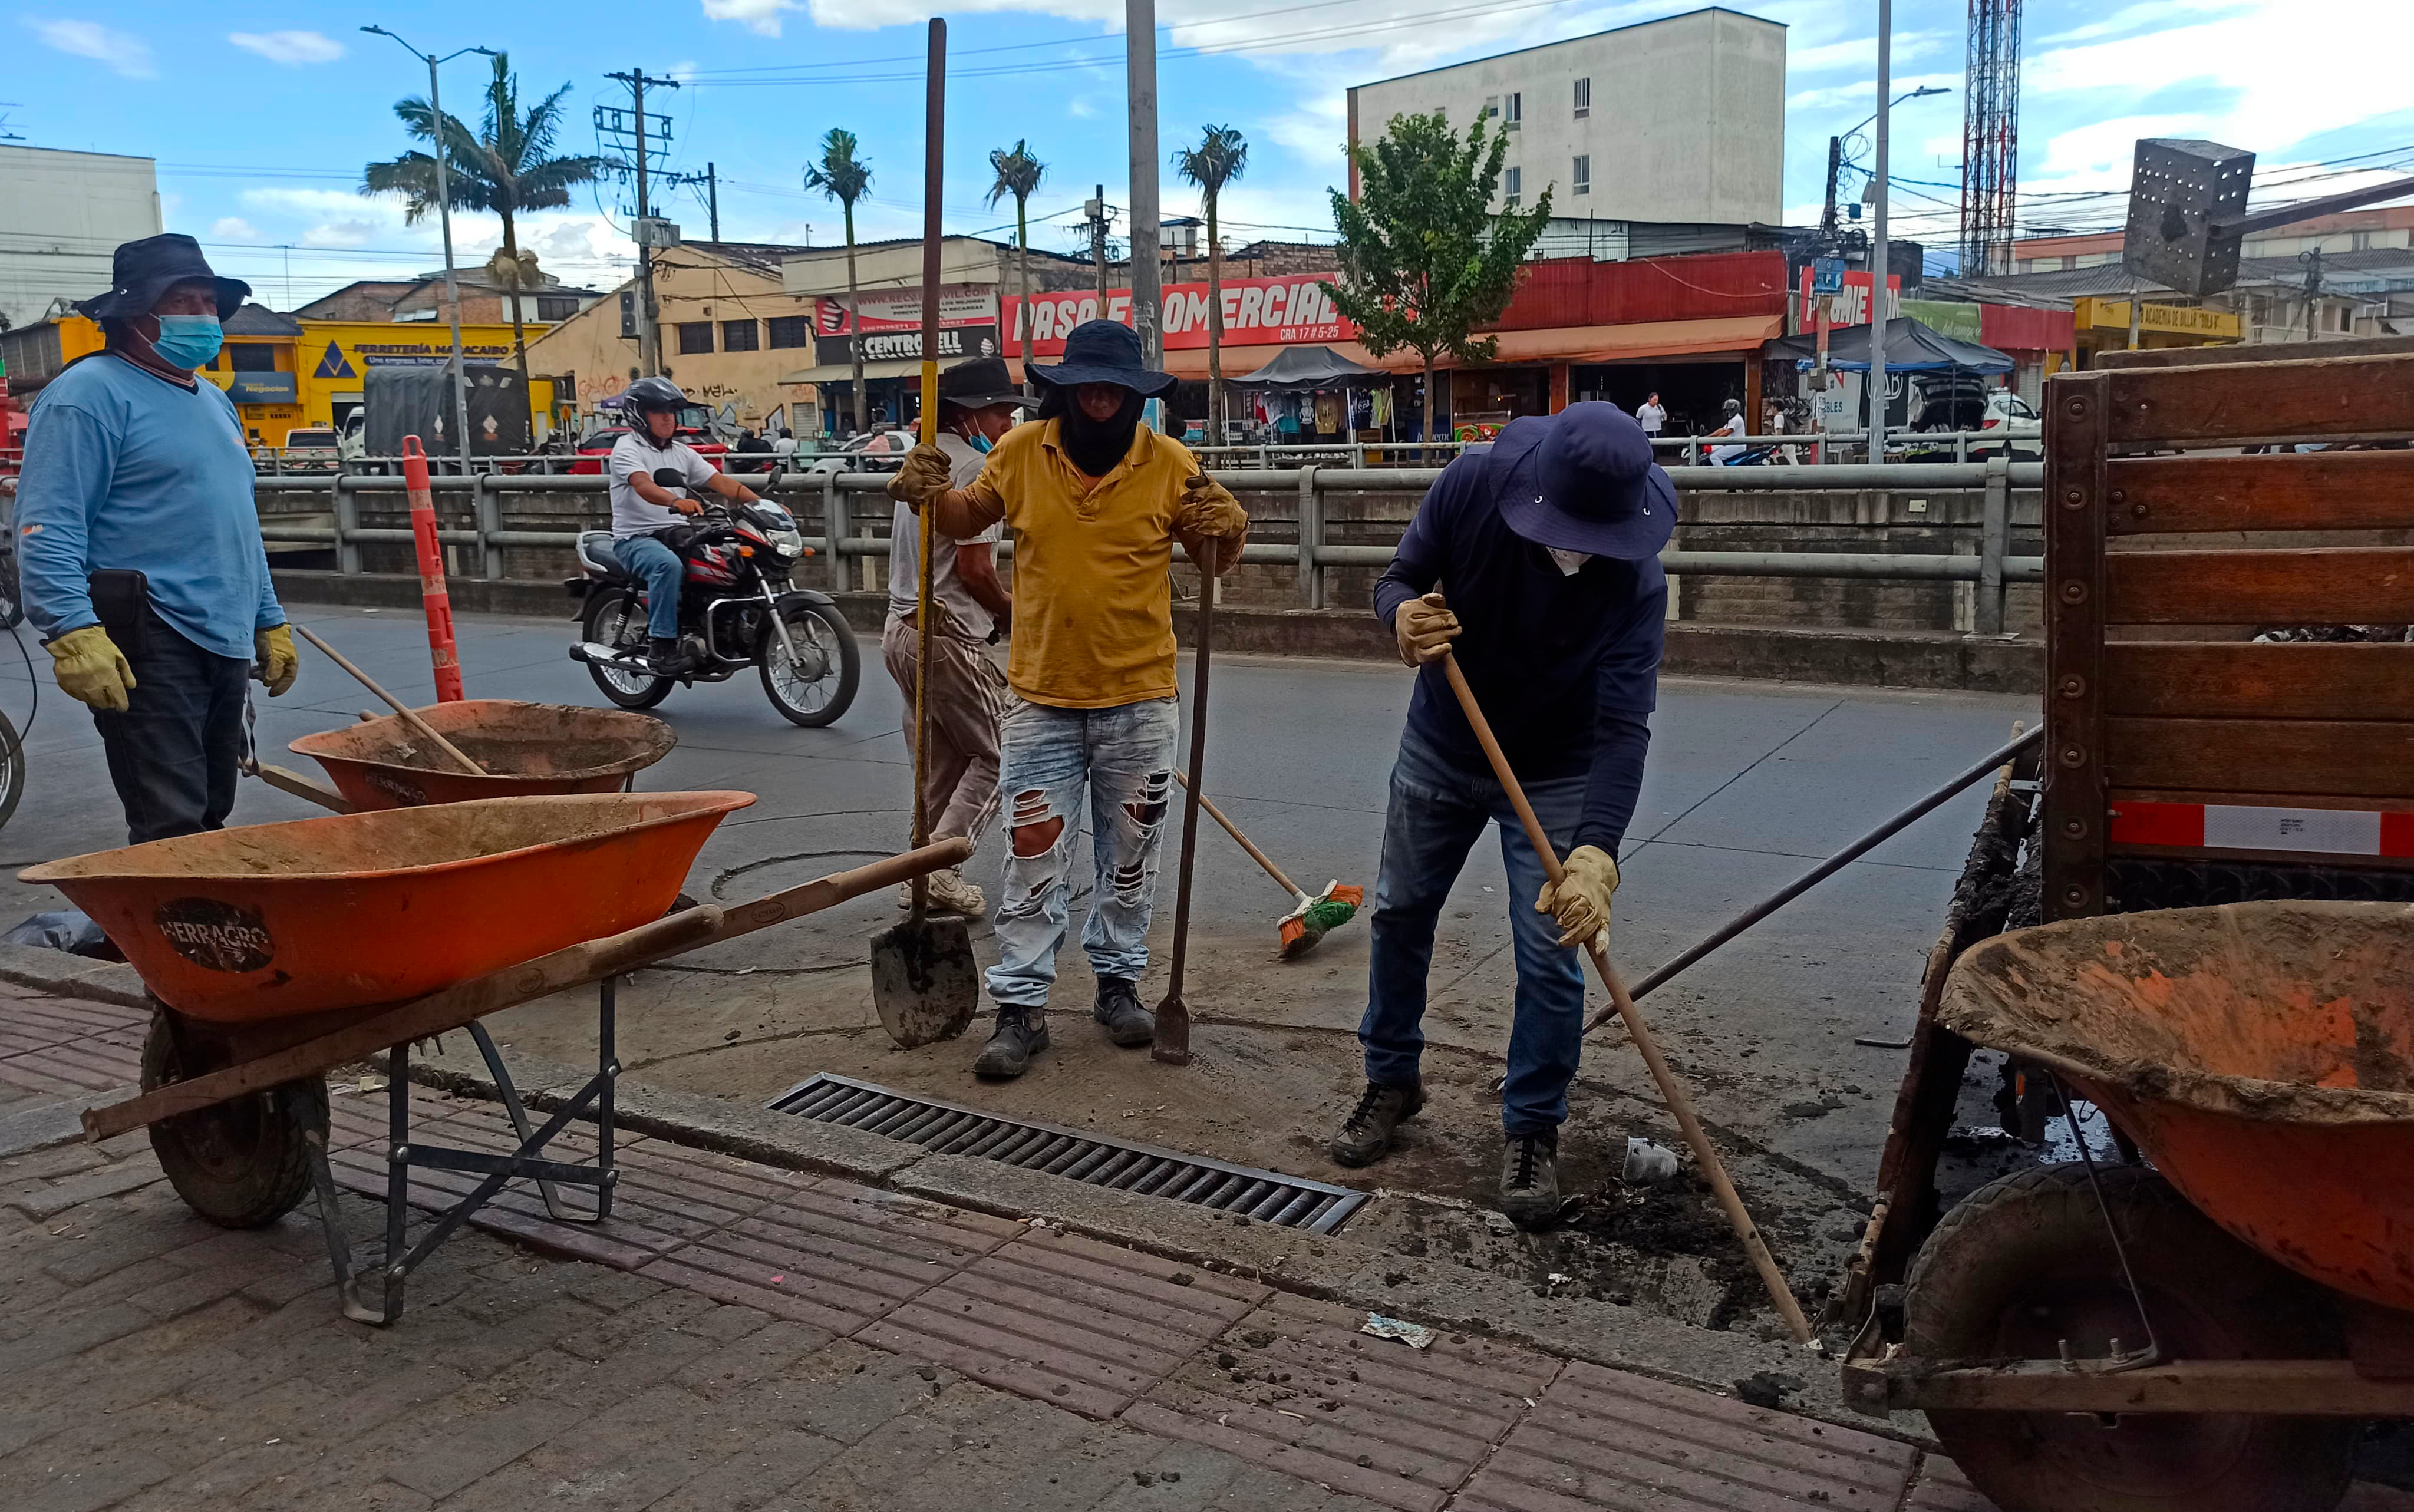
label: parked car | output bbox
[570,422,730,476]
[1907,379,2039,460]
[799,432,907,478]
[276,427,342,474]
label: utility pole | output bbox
[1821,136,1842,246]
[362,27,491,471]
[607,68,681,377]
[1124,0,1162,367]
[707,161,720,242]
[1867,0,1892,467]
[2301,247,2324,342]
[1090,185,1110,306]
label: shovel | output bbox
[868,17,978,1050]
[1154,530,1219,1065]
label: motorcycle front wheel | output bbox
[759,599,859,727]
[582,590,672,709]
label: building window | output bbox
[1572,156,1591,196]
[767,315,811,349]
[229,344,278,373]
[1504,166,1522,206]
[677,321,715,355]
[1572,77,1590,117]
[721,318,760,352]
[1483,95,1499,119]
[535,295,579,321]
[1503,92,1522,130]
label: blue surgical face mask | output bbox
[151,314,223,369]
[969,431,994,454]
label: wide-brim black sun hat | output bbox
[75,233,250,322]
[937,355,1027,410]
[1490,401,1676,562]
[1025,318,1176,398]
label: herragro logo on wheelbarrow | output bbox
[152,897,276,974]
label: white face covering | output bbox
[1546,546,1592,576]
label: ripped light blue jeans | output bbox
[985,695,1180,1009]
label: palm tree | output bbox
[804,129,875,435]
[985,140,1047,386]
[1173,125,1249,443]
[362,54,601,405]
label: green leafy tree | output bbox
[805,129,875,434]
[1173,124,1249,441]
[362,54,601,402]
[985,140,1047,384]
[1322,110,1549,447]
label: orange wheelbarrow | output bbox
[259,699,675,813]
[1842,900,2414,1512]
[24,794,971,1325]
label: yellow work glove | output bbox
[1393,590,1460,668]
[255,624,299,697]
[48,625,136,714]
[1537,844,1620,949]
[1174,474,1248,541]
[886,443,953,509]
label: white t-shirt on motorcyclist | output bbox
[1710,412,1748,464]
[609,433,720,537]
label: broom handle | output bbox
[1439,653,1813,1345]
[1170,771,1305,900]
[292,624,487,777]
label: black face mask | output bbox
[1038,384,1145,476]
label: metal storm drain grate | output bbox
[766,1074,1368,1234]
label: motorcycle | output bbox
[566,467,860,727]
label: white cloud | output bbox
[229,29,344,65]
[302,220,378,250]
[1067,97,1096,120]
[25,18,156,78]
[700,0,802,36]
[210,217,262,242]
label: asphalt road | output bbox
[0,604,2039,1329]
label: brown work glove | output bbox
[887,443,952,509]
[1174,473,1248,542]
[254,624,299,697]
[48,625,135,713]
[1393,590,1460,668]
[1536,844,1619,949]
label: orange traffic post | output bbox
[401,435,465,702]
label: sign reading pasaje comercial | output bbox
[1001,274,1355,355]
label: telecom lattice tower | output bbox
[1960,0,2022,278]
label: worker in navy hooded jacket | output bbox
[1331,401,1671,1230]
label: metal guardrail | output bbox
[256,456,2041,635]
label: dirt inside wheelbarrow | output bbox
[382,733,638,775]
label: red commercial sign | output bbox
[1002,273,1354,355]
[816,285,998,335]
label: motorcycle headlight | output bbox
[768,527,805,559]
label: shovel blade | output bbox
[869,916,980,1049]
[1152,991,1191,1065]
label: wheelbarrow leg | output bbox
[375,1040,410,1324]
[467,1020,590,1224]
[301,1127,374,1323]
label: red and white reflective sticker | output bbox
[2113,801,2414,858]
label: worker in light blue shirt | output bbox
[15,234,300,845]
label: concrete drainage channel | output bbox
[766,1072,1369,1234]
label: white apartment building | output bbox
[1346,8,1786,227]
[0,146,163,332]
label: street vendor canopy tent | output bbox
[1230,344,1388,389]
[1768,315,2014,374]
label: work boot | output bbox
[1093,976,1153,1047]
[1500,1129,1562,1231]
[1328,1079,1426,1167]
[972,1007,1048,1079]
[645,636,692,676]
[926,868,987,917]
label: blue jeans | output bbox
[613,533,684,640]
[92,608,251,847]
[985,696,1180,1009]
[1360,728,1590,1135]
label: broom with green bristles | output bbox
[1169,771,1364,958]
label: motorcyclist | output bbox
[1707,397,1749,466]
[608,376,764,674]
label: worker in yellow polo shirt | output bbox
[890,321,1249,1078]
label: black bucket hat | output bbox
[1490,401,1676,562]
[938,355,1026,410]
[1026,319,1176,398]
[75,233,250,322]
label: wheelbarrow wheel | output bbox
[140,1008,329,1230]
[1905,1163,2356,1512]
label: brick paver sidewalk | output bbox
[0,977,2283,1512]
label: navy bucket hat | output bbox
[75,233,250,322]
[1026,319,1177,398]
[1490,401,1676,562]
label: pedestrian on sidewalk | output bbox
[1635,391,1666,439]
[889,321,1250,1079]
[1329,401,1670,1229]
[15,234,301,846]
[884,356,1023,919]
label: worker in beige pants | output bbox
[883,356,1022,915]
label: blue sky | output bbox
[11,0,2412,306]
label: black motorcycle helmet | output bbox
[1722,398,1744,418]
[624,376,689,449]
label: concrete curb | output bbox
[0,943,151,1010]
[400,1039,1927,1447]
